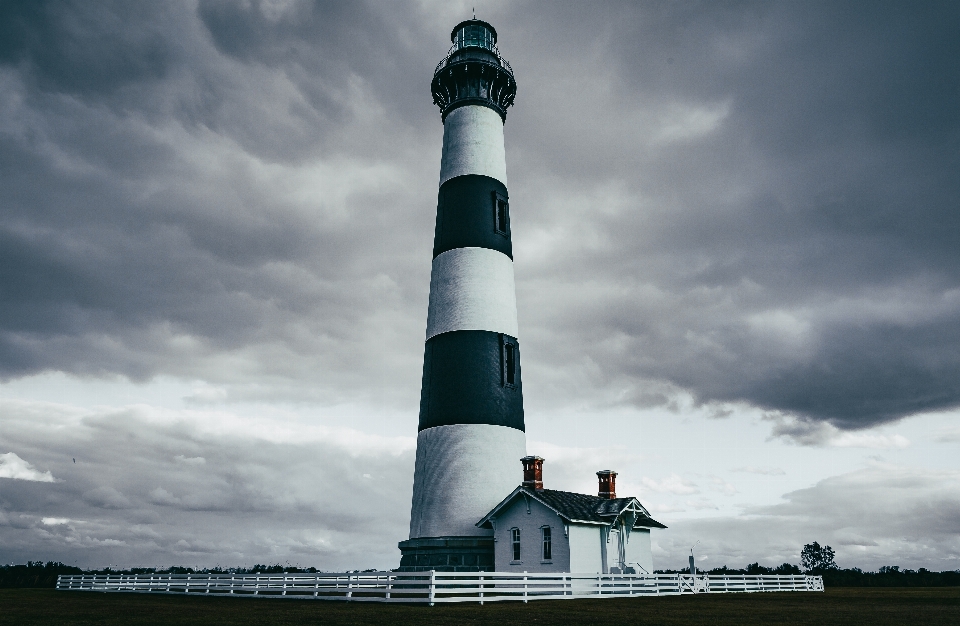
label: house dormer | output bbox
[476,458,666,573]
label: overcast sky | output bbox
[1,0,959,572]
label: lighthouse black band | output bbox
[418,329,524,432]
[434,174,512,260]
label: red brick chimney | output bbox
[597,470,617,499]
[521,456,544,490]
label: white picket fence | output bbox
[57,571,824,604]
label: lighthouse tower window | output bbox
[493,192,509,235]
[502,340,517,387]
[511,527,521,562]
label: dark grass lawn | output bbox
[2,587,959,625]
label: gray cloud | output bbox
[0,3,958,572]
[657,463,960,572]
[7,393,953,572]
[81,486,132,510]
[0,396,414,569]
[505,1,960,428]
[0,0,439,410]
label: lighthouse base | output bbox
[397,536,494,572]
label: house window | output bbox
[502,339,516,387]
[493,192,509,235]
[541,526,552,561]
[511,528,521,562]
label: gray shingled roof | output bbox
[534,489,667,529]
[478,487,667,529]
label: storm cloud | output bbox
[2,1,957,429]
[503,2,960,429]
[1,1,958,569]
[658,463,960,572]
[0,395,414,569]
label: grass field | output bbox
[2,587,958,625]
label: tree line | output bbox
[0,562,327,588]
[653,542,960,587]
[4,543,960,588]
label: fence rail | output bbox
[57,572,823,604]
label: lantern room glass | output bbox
[454,24,495,51]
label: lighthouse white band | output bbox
[439,105,507,187]
[426,247,519,341]
[409,423,527,539]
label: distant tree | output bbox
[801,542,838,572]
[0,561,83,588]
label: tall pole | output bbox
[399,19,523,572]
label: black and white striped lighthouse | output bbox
[398,19,523,571]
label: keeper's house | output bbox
[477,457,666,573]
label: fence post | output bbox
[479,573,483,605]
[347,574,353,600]
[385,574,392,600]
[428,570,436,606]
[523,572,528,603]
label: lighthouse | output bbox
[398,19,523,571]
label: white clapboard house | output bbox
[476,457,666,573]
